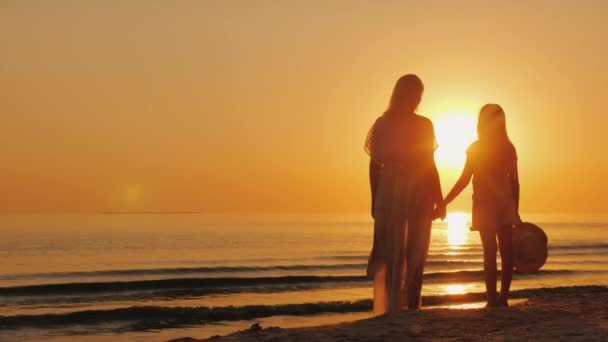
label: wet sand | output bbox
[174,288,608,341]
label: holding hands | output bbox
[434,201,447,221]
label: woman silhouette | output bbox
[365,75,443,314]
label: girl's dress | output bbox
[466,141,519,232]
[365,113,438,314]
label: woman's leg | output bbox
[405,207,433,309]
[497,226,513,306]
[479,229,498,306]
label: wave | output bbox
[0,269,593,298]
[2,242,604,283]
[430,243,608,253]
[0,264,368,281]
[0,275,364,297]
[549,243,608,250]
[0,260,492,282]
[0,285,606,331]
[4,269,598,309]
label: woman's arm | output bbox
[429,156,443,207]
[426,121,444,216]
[510,159,522,223]
[511,161,520,210]
[369,160,381,218]
[429,156,447,220]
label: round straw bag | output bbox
[513,222,548,273]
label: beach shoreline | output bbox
[173,286,608,342]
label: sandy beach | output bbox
[174,287,608,342]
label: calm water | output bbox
[0,214,607,341]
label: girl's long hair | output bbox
[478,104,509,142]
[476,103,516,166]
[384,74,424,117]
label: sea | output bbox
[0,213,607,341]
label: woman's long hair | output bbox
[365,74,426,161]
[476,103,516,167]
[384,74,424,117]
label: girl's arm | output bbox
[369,160,381,218]
[442,158,474,206]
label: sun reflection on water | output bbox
[447,212,470,246]
[445,284,466,295]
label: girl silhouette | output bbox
[437,104,522,307]
[365,75,443,314]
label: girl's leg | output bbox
[497,226,514,306]
[479,229,498,307]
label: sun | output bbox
[434,111,477,169]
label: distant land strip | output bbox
[99,211,202,215]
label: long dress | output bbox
[365,113,438,314]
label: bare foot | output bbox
[484,293,499,308]
[497,293,509,307]
[485,298,499,308]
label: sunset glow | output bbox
[0,1,606,218]
[1,3,608,340]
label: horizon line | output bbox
[98,211,202,215]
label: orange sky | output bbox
[1,1,606,217]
